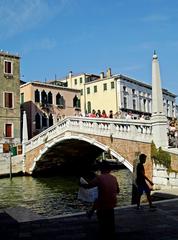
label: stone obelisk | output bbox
[22,111,28,172]
[151,51,168,148]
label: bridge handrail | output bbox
[24,116,153,152]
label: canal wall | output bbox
[0,154,23,177]
[153,151,178,189]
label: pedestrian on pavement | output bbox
[136,153,156,209]
[81,160,119,239]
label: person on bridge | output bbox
[136,153,156,210]
[81,160,119,239]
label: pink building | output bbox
[20,82,81,139]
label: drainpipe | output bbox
[114,77,119,113]
[83,76,87,115]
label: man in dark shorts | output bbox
[136,153,156,209]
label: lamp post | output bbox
[9,145,12,180]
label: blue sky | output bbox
[0,0,177,102]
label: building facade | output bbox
[0,51,21,154]
[20,82,81,139]
[50,68,177,119]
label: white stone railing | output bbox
[25,116,153,152]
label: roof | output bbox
[20,81,80,92]
[116,74,177,97]
[0,50,20,59]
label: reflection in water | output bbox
[0,169,132,216]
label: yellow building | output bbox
[56,69,117,116]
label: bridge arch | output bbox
[29,134,133,175]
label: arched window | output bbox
[49,114,53,127]
[56,93,65,107]
[41,90,47,104]
[48,91,53,104]
[73,95,80,108]
[35,89,40,103]
[35,113,41,129]
[56,93,61,105]
[42,113,47,127]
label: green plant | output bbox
[151,142,171,170]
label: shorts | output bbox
[137,183,150,195]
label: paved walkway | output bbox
[1,197,178,240]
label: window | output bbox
[143,99,146,112]
[111,82,115,89]
[80,77,82,84]
[4,60,13,74]
[87,101,91,113]
[87,87,90,94]
[5,124,12,138]
[73,95,80,108]
[41,90,47,104]
[35,89,40,102]
[132,89,135,95]
[56,93,65,107]
[74,79,77,85]
[133,99,136,110]
[124,97,127,109]
[103,83,107,91]
[35,113,41,129]
[94,85,97,93]
[49,114,53,127]
[123,86,127,92]
[42,114,47,127]
[48,92,53,104]
[4,92,13,108]
[80,89,83,95]
[20,93,24,104]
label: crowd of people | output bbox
[168,118,178,147]
[86,109,150,120]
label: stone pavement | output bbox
[1,197,178,240]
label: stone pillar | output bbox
[151,51,168,148]
[22,111,28,173]
[22,111,28,143]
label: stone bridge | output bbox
[23,116,156,178]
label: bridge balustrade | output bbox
[24,116,153,153]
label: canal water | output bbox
[0,169,132,217]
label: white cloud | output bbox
[21,38,57,54]
[0,0,70,39]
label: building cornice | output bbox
[20,81,80,93]
[0,51,20,59]
[116,74,177,98]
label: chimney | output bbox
[69,71,72,78]
[100,72,104,79]
[106,68,112,78]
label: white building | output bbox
[49,70,177,119]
